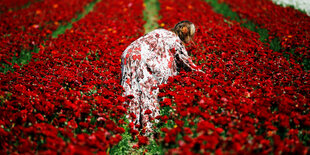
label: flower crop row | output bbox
[0,0,144,153]
[1,0,309,153]
[0,0,38,13]
[220,0,310,66]
[156,0,309,154]
[0,0,93,68]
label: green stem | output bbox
[143,0,160,34]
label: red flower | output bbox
[138,135,149,146]
[130,112,136,119]
[35,113,44,121]
[161,115,169,122]
[130,128,139,135]
[0,0,307,153]
[78,122,89,129]
[115,127,125,134]
[144,109,152,115]
[68,120,78,129]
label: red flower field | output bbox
[0,0,309,154]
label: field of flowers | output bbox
[0,0,309,154]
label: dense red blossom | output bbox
[0,0,93,64]
[138,135,149,146]
[221,0,310,67]
[0,0,38,13]
[0,0,144,153]
[0,0,309,154]
[157,0,309,154]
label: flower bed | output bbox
[0,0,144,153]
[0,0,309,153]
[0,0,38,13]
[272,0,310,16]
[157,0,309,154]
[220,0,310,67]
[0,0,93,68]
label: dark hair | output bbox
[171,20,195,43]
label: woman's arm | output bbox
[174,42,203,73]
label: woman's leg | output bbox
[121,50,160,136]
[137,63,160,135]
[121,51,143,129]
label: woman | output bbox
[121,21,201,135]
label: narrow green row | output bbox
[1,0,101,74]
[0,0,42,14]
[52,0,101,38]
[109,0,163,154]
[205,0,276,49]
[143,0,160,33]
[204,0,308,70]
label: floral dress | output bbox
[121,29,199,134]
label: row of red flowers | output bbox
[1,0,309,153]
[220,0,310,67]
[0,0,38,13]
[0,0,145,153]
[0,0,92,66]
[155,0,309,154]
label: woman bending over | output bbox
[121,21,202,135]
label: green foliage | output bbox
[80,86,98,97]
[108,114,165,154]
[0,46,39,74]
[20,0,38,10]
[52,24,72,39]
[270,37,281,52]
[205,0,271,45]
[146,139,164,155]
[52,0,100,38]
[143,0,160,33]
[298,130,310,146]
[205,0,240,22]
[302,57,310,71]
[0,92,12,107]
[240,20,269,43]
[109,125,132,154]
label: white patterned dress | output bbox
[121,29,199,134]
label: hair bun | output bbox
[182,26,188,33]
[172,20,195,43]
